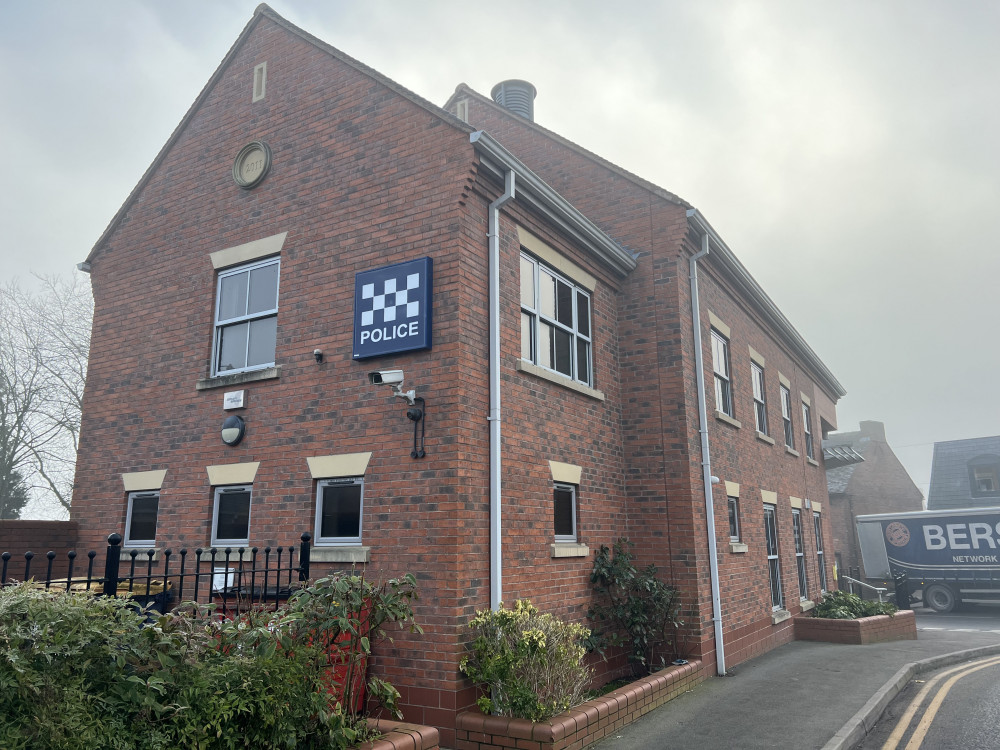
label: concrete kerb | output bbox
[822,643,1000,750]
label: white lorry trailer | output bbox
[856,507,1000,613]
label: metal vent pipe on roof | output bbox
[491,80,537,121]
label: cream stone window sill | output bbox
[771,608,792,625]
[310,546,371,564]
[550,543,590,558]
[785,447,800,458]
[807,457,819,467]
[756,432,775,445]
[516,360,605,401]
[730,542,748,554]
[197,365,281,391]
[800,599,816,612]
[715,411,742,429]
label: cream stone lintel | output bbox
[210,232,287,270]
[122,470,167,493]
[812,501,823,513]
[549,461,582,485]
[307,452,373,479]
[517,226,596,290]
[778,372,791,389]
[725,481,740,498]
[207,462,260,486]
[761,490,778,505]
[708,312,730,339]
[748,346,765,366]
[550,543,590,558]
[790,496,803,509]
[310,546,371,564]
[801,392,812,406]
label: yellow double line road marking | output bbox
[881,654,1000,750]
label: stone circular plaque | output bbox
[232,141,272,189]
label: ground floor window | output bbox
[764,504,783,610]
[793,509,808,599]
[212,485,252,546]
[124,491,159,547]
[315,477,364,545]
[554,483,577,542]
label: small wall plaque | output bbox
[223,390,246,410]
[232,141,272,189]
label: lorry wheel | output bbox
[924,584,956,613]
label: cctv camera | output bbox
[368,369,404,386]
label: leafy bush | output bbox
[0,572,421,749]
[588,538,683,675]
[811,590,898,619]
[460,600,592,722]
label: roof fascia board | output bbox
[452,84,689,209]
[687,208,846,399]
[472,131,636,277]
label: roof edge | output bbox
[687,208,847,400]
[471,130,637,277]
[449,83,691,210]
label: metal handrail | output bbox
[840,575,887,602]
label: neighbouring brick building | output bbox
[824,420,924,578]
[71,6,845,744]
[927,435,1000,510]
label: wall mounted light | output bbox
[221,415,246,446]
[313,349,323,363]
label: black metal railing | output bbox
[1,532,312,618]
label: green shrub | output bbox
[460,600,592,722]
[811,590,898,619]
[587,538,683,675]
[0,572,422,749]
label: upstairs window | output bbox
[751,362,768,435]
[780,385,795,450]
[315,477,364,545]
[554,483,578,542]
[711,330,733,417]
[520,253,592,387]
[969,456,1000,498]
[213,257,280,376]
[124,491,159,547]
[802,402,814,459]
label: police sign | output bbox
[353,257,432,359]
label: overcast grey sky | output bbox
[2,0,998,503]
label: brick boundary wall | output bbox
[0,521,79,580]
[359,719,440,750]
[793,610,917,645]
[454,659,705,750]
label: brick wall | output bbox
[0,521,79,580]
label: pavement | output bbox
[591,606,1000,750]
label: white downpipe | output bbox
[488,170,515,611]
[689,232,726,676]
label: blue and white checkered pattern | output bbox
[360,273,421,328]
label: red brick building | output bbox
[72,6,845,744]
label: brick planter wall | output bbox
[793,610,916,645]
[358,719,440,750]
[454,659,704,750]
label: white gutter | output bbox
[688,228,727,676]
[488,170,516,611]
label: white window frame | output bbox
[793,509,808,600]
[727,496,741,542]
[124,491,159,548]
[780,385,795,450]
[814,513,828,592]
[554,482,578,543]
[212,256,280,377]
[751,362,768,435]
[520,252,593,387]
[764,504,783,610]
[711,329,733,417]
[802,402,814,459]
[211,485,253,547]
[314,477,364,546]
